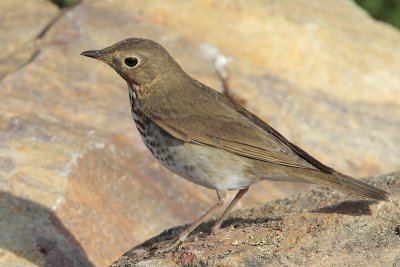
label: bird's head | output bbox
[81,38,184,87]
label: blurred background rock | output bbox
[1,0,399,266]
[52,0,400,30]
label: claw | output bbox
[211,222,221,234]
[154,237,183,255]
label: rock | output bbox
[1,0,400,266]
[0,0,59,79]
[111,172,400,266]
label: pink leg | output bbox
[211,187,249,233]
[159,190,229,252]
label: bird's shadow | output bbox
[311,199,375,216]
[0,191,94,267]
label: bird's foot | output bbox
[154,232,188,255]
[210,221,222,235]
[154,239,181,255]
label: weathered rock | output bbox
[112,172,400,266]
[0,0,59,79]
[1,0,400,266]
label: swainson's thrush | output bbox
[81,38,389,250]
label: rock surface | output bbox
[1,0,400,266]
[0,0,59,79]
[112,172,400,267]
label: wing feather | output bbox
[141,79,324,171]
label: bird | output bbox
[81,38,389,250]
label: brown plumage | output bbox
[81,38,389,250]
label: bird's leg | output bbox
[159,190,229,252]
[211,187,249,233]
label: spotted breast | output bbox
[127,85,256,191]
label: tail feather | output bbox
[290,168,389,201]
[332,171,389,201]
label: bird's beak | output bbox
[80,50,106,61]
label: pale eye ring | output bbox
[124,57,139,67]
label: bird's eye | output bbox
[124,57,139,67]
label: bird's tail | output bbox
[288,167,389,201]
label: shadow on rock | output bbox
[0,191,93,267]
[219,215,283,230]
[311,200,375,216]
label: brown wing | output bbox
[142,80,319,171]
[140,79,389,201]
